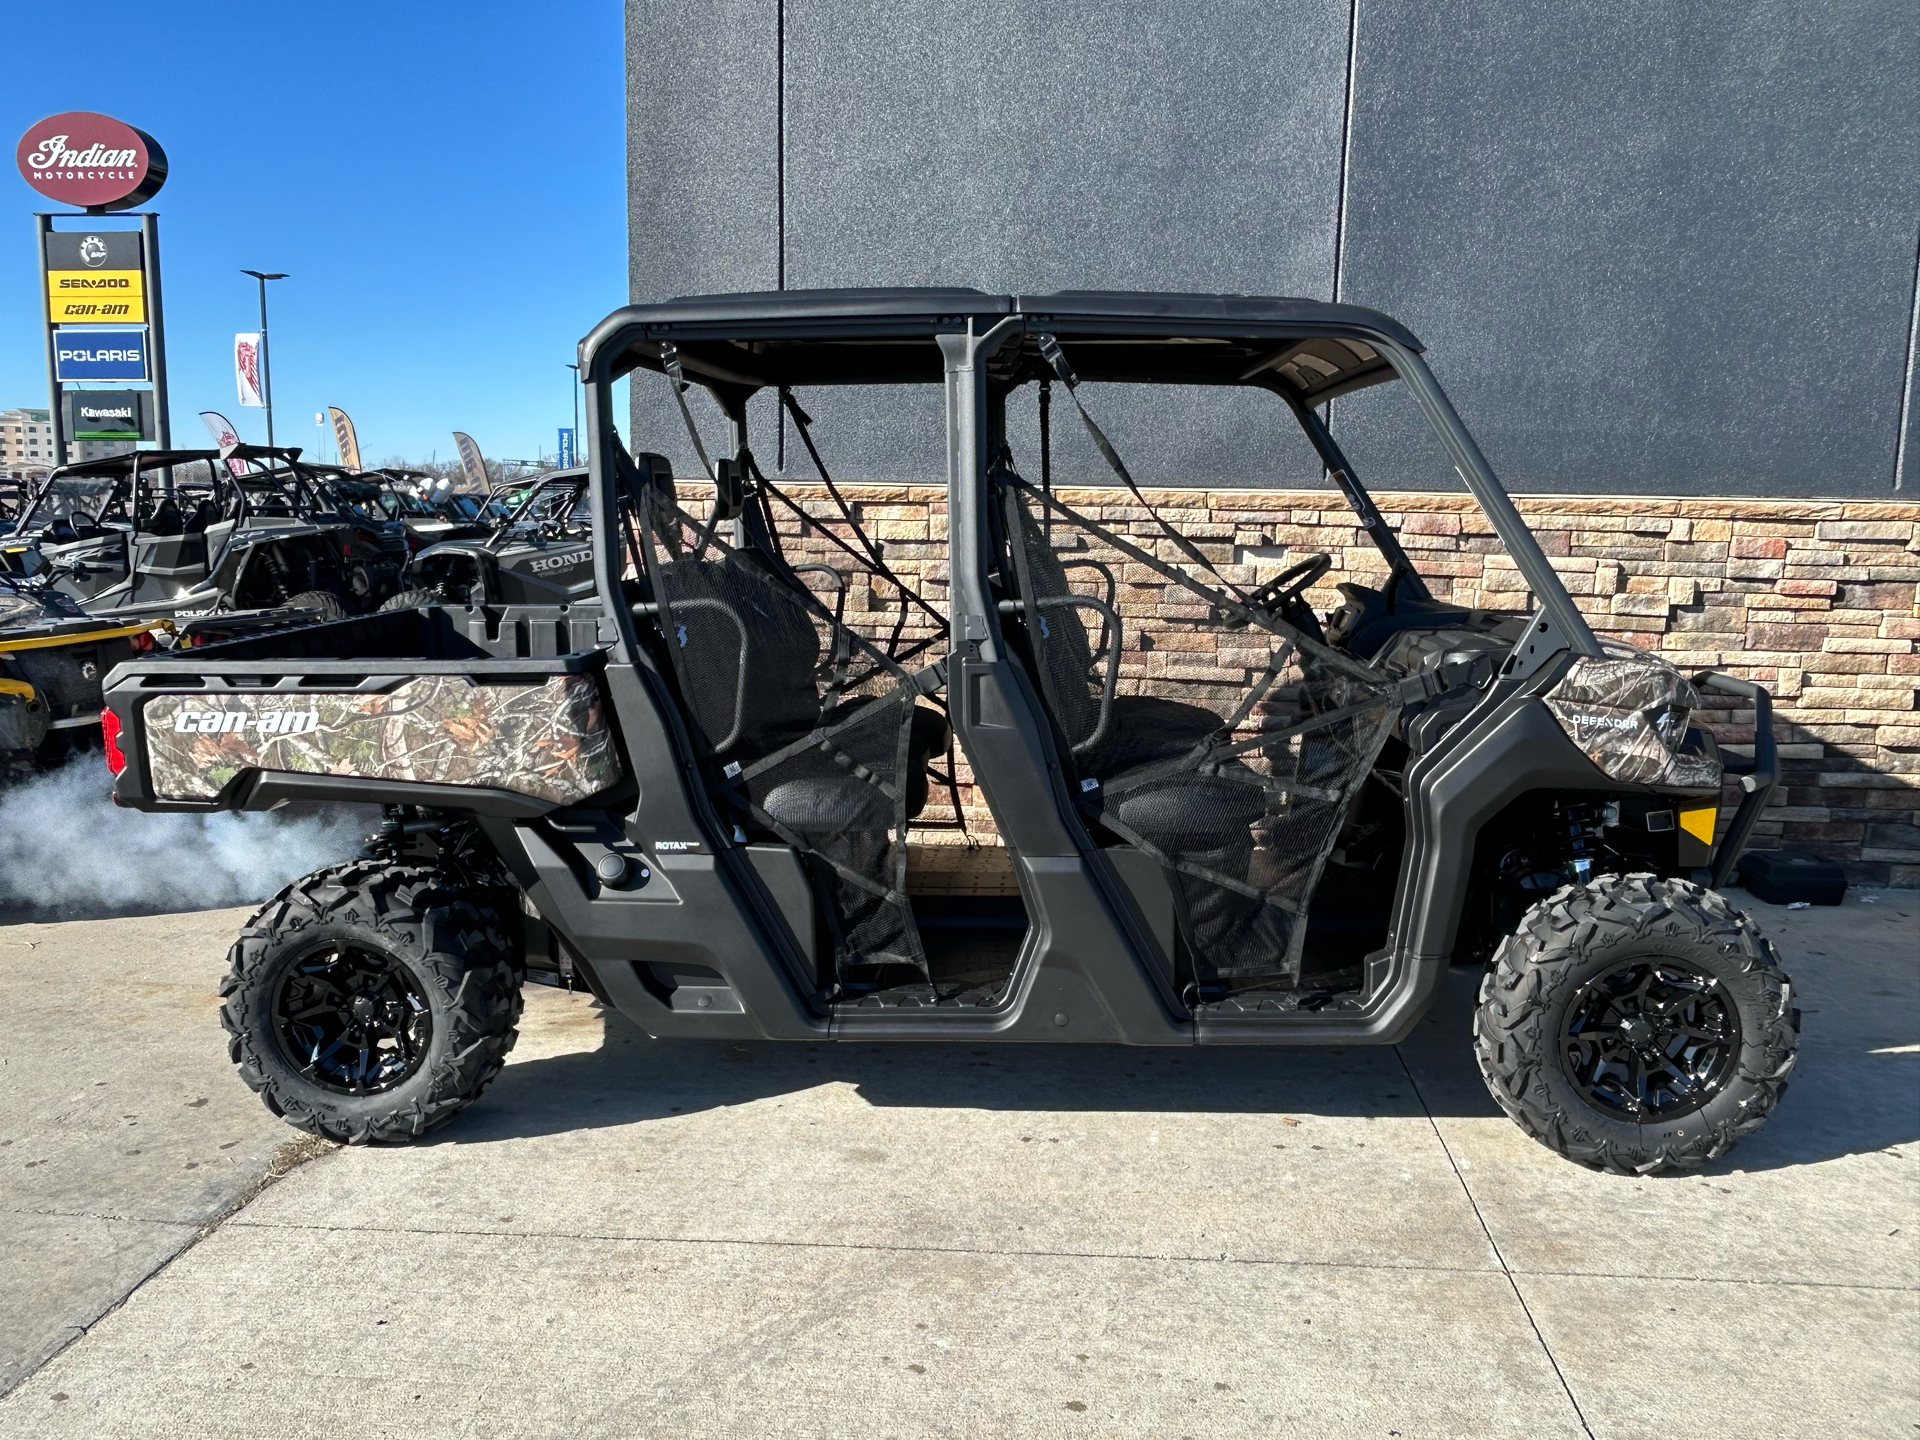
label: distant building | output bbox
[72,438,136,463]
[0,408,54,479]
[0,410,138,476]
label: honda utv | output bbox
[379,467,597,612]
[102,290,1796,1175]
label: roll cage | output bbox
[578,290,1601,681]
[557,289,1619,1042]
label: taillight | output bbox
[100,706,128,775]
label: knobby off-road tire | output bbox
[220,862,522,1143]
[1473,873,1799,1175]
[283,588,348,622]
[376,588,442,613]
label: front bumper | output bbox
[1694,671,1778,889]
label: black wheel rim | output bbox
[271,943,434,1096]
[1560,958,1742,1121]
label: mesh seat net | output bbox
[1000,479,1398,989]
[633,480,930,983]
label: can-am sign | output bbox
[15,112,167,210]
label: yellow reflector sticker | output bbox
[1679,805,1717,845]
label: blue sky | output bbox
[3,0,626,465]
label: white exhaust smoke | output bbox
[0,762,368,915]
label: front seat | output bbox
[144,497,184,537]
[1000,488,1368,983]
[1004,501,1221,775]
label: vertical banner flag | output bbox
[452,431,488,490]
[234,333,264,407]
[557,427,576,468]
[199,410,249,477]
[328,407,361,472]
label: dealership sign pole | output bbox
[16,111,169,470]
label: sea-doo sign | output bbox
[16,112,168,210]
[43,229,147,322]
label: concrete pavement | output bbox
[1,890,1913,1437]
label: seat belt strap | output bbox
[658,342,716,480]
[1034,332,1249,603]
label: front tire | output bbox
[220,862,522,1143]
[1473,873,1798,1175]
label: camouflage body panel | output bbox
[1543,651,1722,789]
[141,672,621,805]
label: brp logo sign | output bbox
[78,235,108,267]
[16,112,168,210]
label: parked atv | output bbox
[101,290,1794,1174]
[2,446,405,621]
[1,572,164,787]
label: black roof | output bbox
[583,288,1421,404]
[47,448,220,478]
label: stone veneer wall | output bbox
[753,484,1920,887]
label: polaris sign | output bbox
[54,327,148,381]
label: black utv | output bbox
[318,467,495,557]
[2,446,405,621]
[101,290,1796,1175]
[382,468,596,611]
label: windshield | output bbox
[17,476,125,534]
[488,477,589,549]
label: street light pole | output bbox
[241,270,288,448]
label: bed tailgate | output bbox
[103,652,623,815]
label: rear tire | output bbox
[219,862,522,1144]
[376,588,441,612]
[1473,873,1798,1175]
[283,588,347,622]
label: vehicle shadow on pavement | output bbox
[441,969,1919,1174]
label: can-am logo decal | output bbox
[172,709,321,735]
[527,549,589,573]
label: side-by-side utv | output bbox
[382,467,596,611]
[101,291,1796,1174]
[2,446,405,621]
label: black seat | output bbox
[183,500,221,534]
[642,518,941,976]
[48,517,78,545]
[1001,486,1397,983]
[1005,495,1220,775]
[145,498,183,537]
[656,553,950,824]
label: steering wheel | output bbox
[1247,552,1332,611]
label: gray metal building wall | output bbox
[627,1,1920,498]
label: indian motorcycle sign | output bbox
[16,111,168,210]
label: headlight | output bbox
[1544,650,1722,789]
